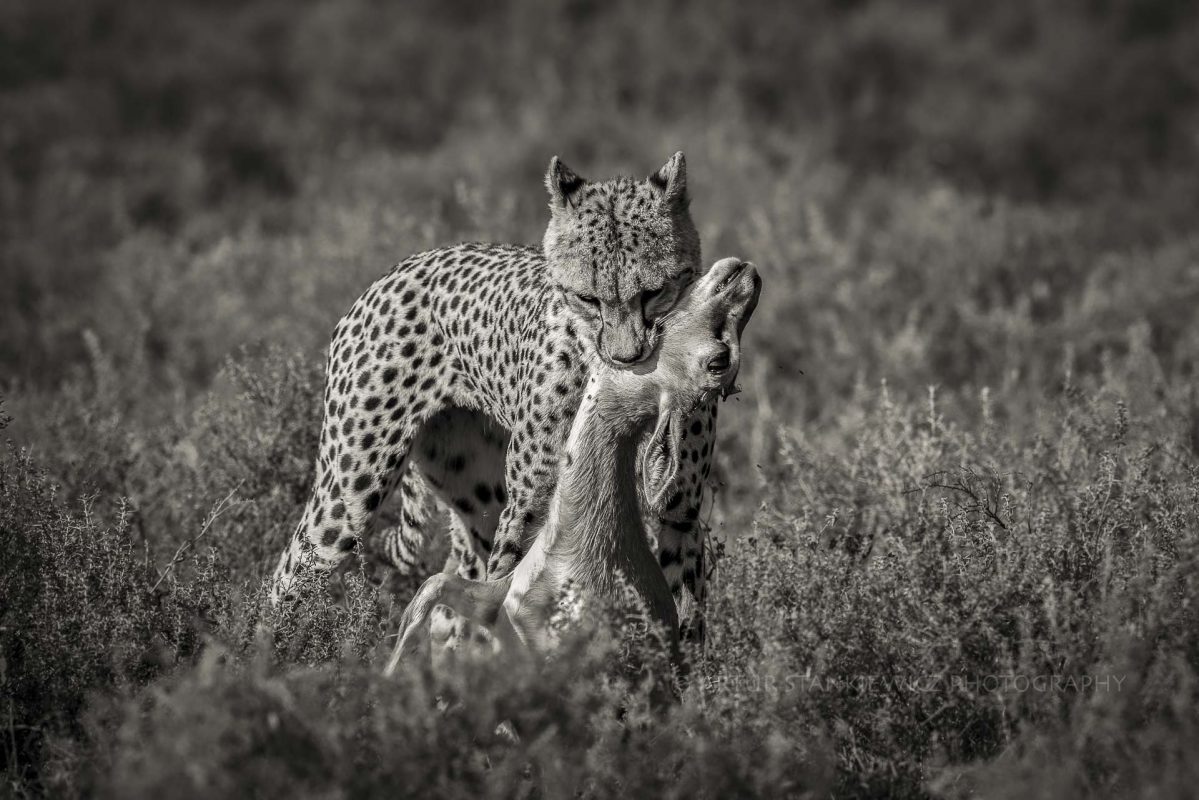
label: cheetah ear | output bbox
[546,156,587,210]
[648,151,687,207]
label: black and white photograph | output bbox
[2,1,1198,797]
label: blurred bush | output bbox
[86,611,828,800]
[0,444,194,791]
[2,0,1197,385]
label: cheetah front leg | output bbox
[649,398,718,645]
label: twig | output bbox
[926,480,1009,532]
[150,483,245,594]
[909,469,1010,531]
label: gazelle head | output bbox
[599,256,760,511]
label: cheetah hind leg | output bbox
[375,409,509,584]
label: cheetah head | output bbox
[542,152,702,367]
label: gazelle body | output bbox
[384,257,760,675]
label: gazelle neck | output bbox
[539,364,680,656]
[545,370,655,584]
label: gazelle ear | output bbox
[647,151,687,207]
[546,156,587,209]
[641,407,682,513]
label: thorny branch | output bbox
[907,468,1011,531]
[150,483,245,594]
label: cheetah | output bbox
[382,257,761,675]
[271,152,719,639]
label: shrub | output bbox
[0,445,188,792]
[702,375,1199,796]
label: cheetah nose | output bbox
[705,344,731,374]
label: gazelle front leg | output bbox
[384,572,514,675]
[500,566,563,658]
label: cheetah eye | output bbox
[573,292,600,308]
[640,287,663,304]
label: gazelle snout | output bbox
[666,257,760,394]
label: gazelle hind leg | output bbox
[428,522,491,667]
[385,572,513,676]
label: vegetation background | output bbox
[3,0,1199,796]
